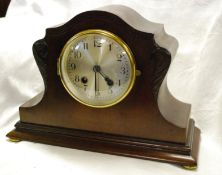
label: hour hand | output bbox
[93,65,113,86]
[104,76,114,86]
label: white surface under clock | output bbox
[1,0,222,175]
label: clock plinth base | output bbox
[7,119,200,167]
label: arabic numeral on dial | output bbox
[70,63,76,70]
[74,75,80,82]
[94,40,102,47]
[84,84,87,91]
[117,53,124,61]
[121,67,126,74]
[83,43,88,50]
[74,51,81,59]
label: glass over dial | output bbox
[58,29,136,108]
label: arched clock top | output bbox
[33,10,171,104]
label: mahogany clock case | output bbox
[7,10,200,167]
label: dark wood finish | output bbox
[0,0,10,17]
[21,11,186,143]
[151,46,171,100]
[7,119,200,166]
[7,10,200,166]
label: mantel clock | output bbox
[7,6,200,169]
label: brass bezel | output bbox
[58,29,136,108]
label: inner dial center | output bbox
[93,65,101,72]
[61,30,135,107]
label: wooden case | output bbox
[7,10,200,168]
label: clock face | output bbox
[58,29,136,108]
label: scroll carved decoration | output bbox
[151,43,171,101]
[33,39,48,90]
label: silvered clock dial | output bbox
[58,29,136,108]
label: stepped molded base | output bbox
[7,119,200,167]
